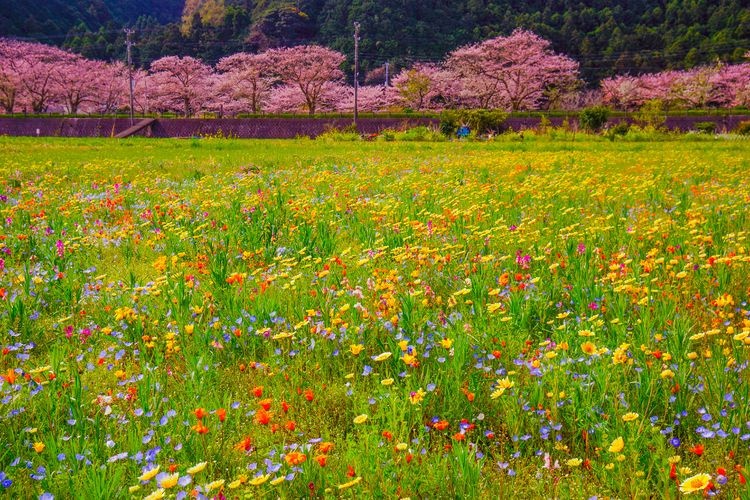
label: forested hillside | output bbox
[1,0,748,83]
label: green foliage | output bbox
[604,121,631,141]
[440,109,507,137]
[3,0,747,83]
[439,112,459,137]
[392,125,445,141]
[316,124,361,141]
[579,106,610,132]
[734,121,750,135]
[634,100,667,130]
[694,121,717,134]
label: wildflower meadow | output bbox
[1,136,750,498]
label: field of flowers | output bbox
[0,136,749,498]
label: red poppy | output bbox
[192,422,209,434]
[254,409,272,425]
[304,389,314,402]
[433,420,449,431]
[235,436,252,452]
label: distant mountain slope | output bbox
[2,0,748,83]
[0,0,183,39]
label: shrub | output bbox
[694,121,716,134]
[464,109,507,136]
[376,129,397,142]
[734,121,750,135]
[579,106,610,132]
[439,111,459,137]
[439,109,507,137]
[635,100,666,129]
[395,126,445,141]
[604,121,630,141]
[537,115,552,135]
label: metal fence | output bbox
[0,114,748,138]
[0,117,439,138]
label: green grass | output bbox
[0,136,749,498]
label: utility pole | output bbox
[353,22,360,128]
[124,28,135,126]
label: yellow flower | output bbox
[660,369,675,379]
[604,463,615,470]
[381,378,394,386]
[395,442,408,451]
[622,412,639,422]
[337,477,362,490]
[491,377,514,399]
[32,442,45,453]
[138,466,160,482]
[679,473,711,494]
[608,437,624,453]
[349,344,364,355]
[566,458,582,467]
[143,489,165,500]
[581,341,597,355]
[440,338,453,349]
[409,388,426,405]
[270,476,285,486]
[186,462,207,475]
[128,485,141,493]
[205,479,225,492]
[228,476,247,489]
[373,352,392,362]
[159,473,179,489]
[612,343,631,365]
[184,324,194,335]
[353,414,368,424]
[248,474,270,486]
[668,455,682,464]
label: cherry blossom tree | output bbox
[447,29,580,111]
[668,66,722,108]
[266,82,350,114]
[148,56,215,117]
[714,63,750,107]
[348,85,394,112]
[0,40,21,113]
[391,64,458,111]
[0,39,71,113]
[601,64,750,110]
[600,75,646,110]
[215,52,275,115]
[51,56,111,114]
[90,62,129,114]
[265,45,345,115]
